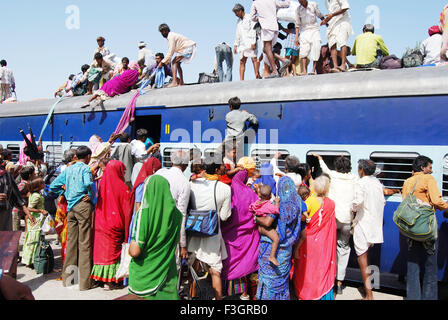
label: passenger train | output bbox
[1,66,448,284]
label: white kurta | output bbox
[235,14,258,59]
[187,179,231,272]
[351,176,385,244]
[325,0,353,49]
[319,159,356,224]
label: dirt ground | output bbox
[16,233,404,301]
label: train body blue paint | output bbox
[1,67,447,282]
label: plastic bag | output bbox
[42,215,56,235]
[115,243,132,279]
[277,1,298,23]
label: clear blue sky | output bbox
[1,0,446,101]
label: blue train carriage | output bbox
[0,66,447,283]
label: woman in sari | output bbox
[256,176,304,300]
[221,170,260,299]
[86,66,140,105]
[294,175,337,300]
[128,175,182,300]
[129,157,161,241]
[90,160,132,290]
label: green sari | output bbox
[22,192,45,266]
[128,175,182,300]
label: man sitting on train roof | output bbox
[54,74,75,98]
[158,24,196,88]
[138,53,173,89]
[66,64,90,96]
[351,24,389,69]
[420,26,443,66]
[81,52,116,95]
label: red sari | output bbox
[294,197,337,300]
[91,160,132,283]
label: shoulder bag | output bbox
[393,180,437,242]
[185,181,219,237]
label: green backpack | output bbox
[393,181,437,242]
[33,237,54,275]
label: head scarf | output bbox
[132,158,162,194]
[252,162,277,196]
[277,176,302,246]
[429,25,442,36]
[129,60,141,71]
[221,170,260,280]
[89,135,103,155]
[237,157,256,171]
[130,158,162,233]
[93,160,132,266]
[128,175,182,298]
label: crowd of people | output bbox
[1,93,448,301]
[1,1,447,105]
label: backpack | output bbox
[393,181,437,242]
[198,73,219,84]
[379,55,402,70]
[402,49,424,68]
[33,237,54,275]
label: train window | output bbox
[306,151,351,179]
[370,152,419,190]
[443,155,448,198]
[251,149,290,171]
[46,145,63,166]
[6,144,20,163]
[162,147,201,168]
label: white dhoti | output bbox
[299,28,322,62]
[177,44,197,64]
[327,21,353,50]
[239,48,258,60]
[261,30,279,69]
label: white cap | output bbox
[138,41,147,48]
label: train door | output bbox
[131,115,162,143]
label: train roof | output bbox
[2,66,448,118]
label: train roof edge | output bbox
[1,66,447,118]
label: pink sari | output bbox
[294,197,337,300]
[100,69,139,98]
[221,170,260,281]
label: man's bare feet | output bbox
[269,256,280,266]
[166,82,179,88]
[298,72,307,76]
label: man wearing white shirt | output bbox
[270,152,302,188]
[250,0,291,78]
[314,154,356,295]
[233,4,260,80]
[94,36,111,57]
[321,0,354,72]
[295,0,325,75]
[420,26,443,65]
[188,159,231,300]
[138,41,156,70]
[156,150,191,267]
[351,160,385,300]
[0,60,15,103]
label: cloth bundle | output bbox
[277,1,298,22]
